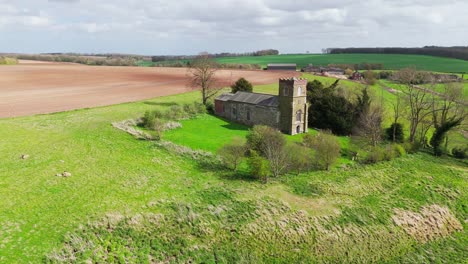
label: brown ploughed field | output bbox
[0,61,298,118]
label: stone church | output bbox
[214,77,308,135]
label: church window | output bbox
[296,110,302,122]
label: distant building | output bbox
[214,78,308,135]
[350,71,363,80]
[267,63,297,71]
[302,64,345,75]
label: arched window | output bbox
[296,110,302,121]
[283,87,289,96]
[298,86,303,96]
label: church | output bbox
[214,77,308,135]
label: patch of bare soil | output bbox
[0,63,298,118]
[392,205,463,242]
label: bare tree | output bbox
[188,54,221,105]
[353,105,383,147]
[392,68,434,143]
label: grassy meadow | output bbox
[215,54,468,73]
[0,76,467,262]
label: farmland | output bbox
[0,73,466,262]
[0,61,297,118]
[214,53,468,73]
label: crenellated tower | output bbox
[278,77,308,135]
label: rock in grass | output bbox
[56,172,72,177]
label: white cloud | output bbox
[0,0,467,54]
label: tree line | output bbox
[151,49,279,63]
[15,54,139,66]
[325,46,468,62]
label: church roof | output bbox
[216,91,278,107]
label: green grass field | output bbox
[214,54,468,73]
[0,78,467,262]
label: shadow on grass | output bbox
[208,114,250,132]
[143,101,179,107]
[195,158,258,182]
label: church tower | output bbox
[278,77,309,135]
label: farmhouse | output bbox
[214,77,308,135]
[302,64,345,75]
[267,63,297,71]
[350,71,363,80]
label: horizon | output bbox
[1,1,467,55]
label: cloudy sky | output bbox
[1,0,467,55]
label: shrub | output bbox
[285,143,314,174]
[363,70,377,85]
[205,101,215,114]
[383,145,396,161]
[393,144,406,157]
[402,141,421,154]
[218,137,246,171]
[246,126,290,177]
[143,111,156,129]
[165,105,186,120]
[193,102,206,115]
[385,123,404,143]
[378,71,393,79]
[364,146,385,164]
[452,147,467,159]
[247,150,269,183]
[303,132,341,170]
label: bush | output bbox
[402,141,421,154]
[143,111,156,129]
[377,71,393,79]
[452,147,468,159]
[193,102,206,115]
[205,101,215,114]
[183,102,206,118]
[364,146,385,164]
[393,144,406,157]
[385,123,404,143]
[383,145,396,161]
[303,132,341,170]
[246,126,288,177]
[165,105,186,120]
[247,150,269,183]
[218,137,246,171]
[363,70,377,85]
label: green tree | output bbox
[285,143,314,174]
[385,123,404,143]
[218,137,246,171]
[306,80,356,135]
[246,125,289,177]
[247,150,269,183]
[303,132,341,170]
[231,78,253,93]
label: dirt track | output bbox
[0,61,298,118]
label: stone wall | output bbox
[216,101,280,129]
